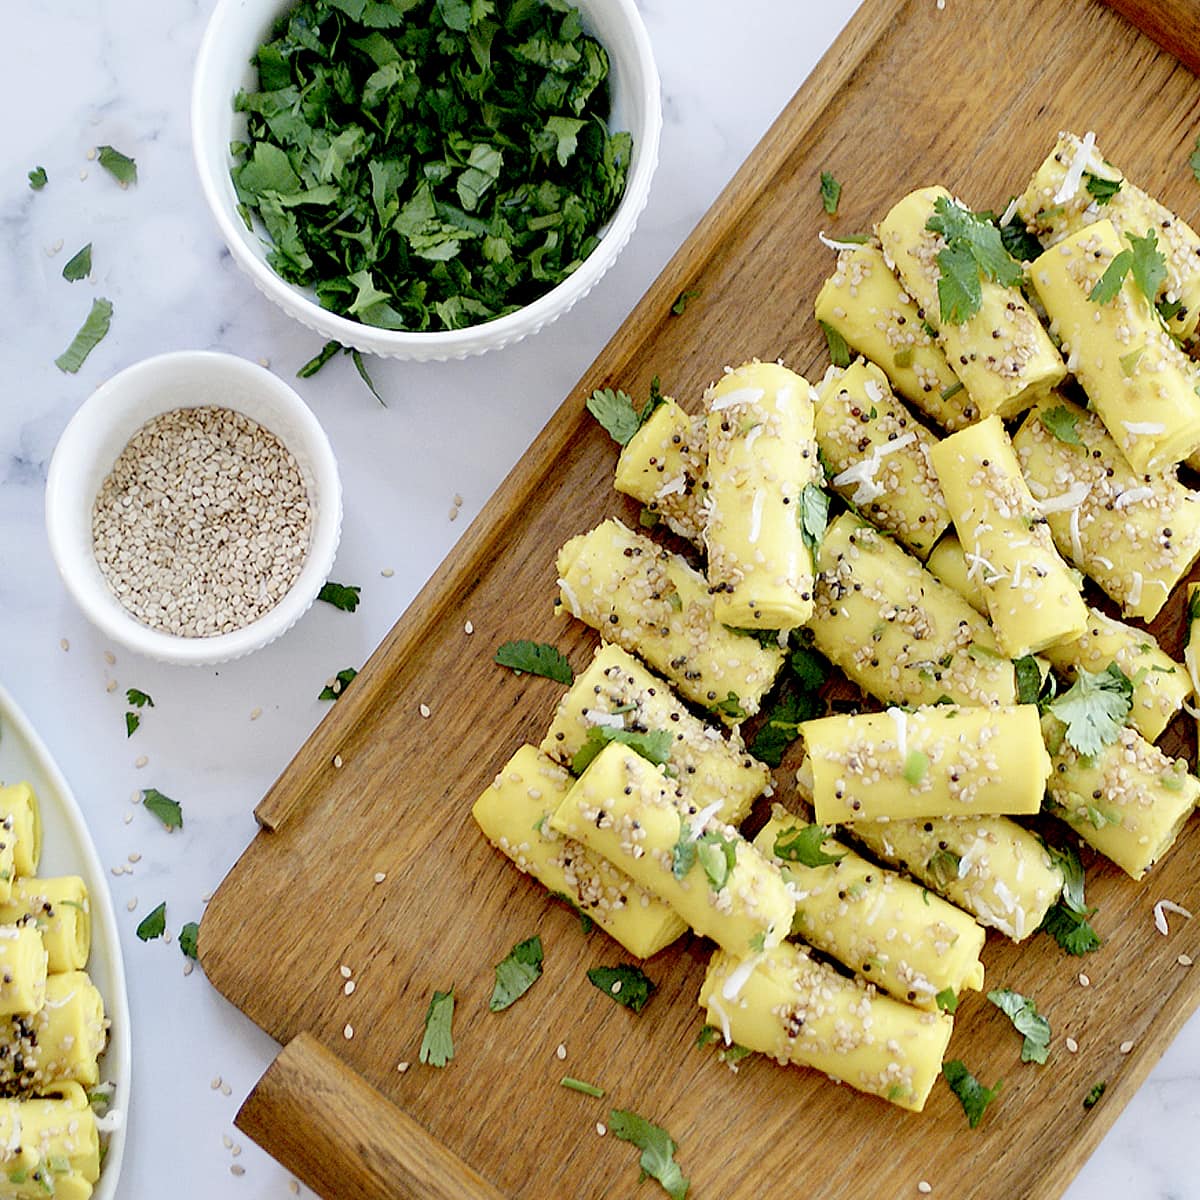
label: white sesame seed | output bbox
[128,852,142,863]
[103,651,116,665]
[223,1135,233,1149]
[123,812,133,824]
[453,494,463,507]
[343,1023,354,1040]
[1179,954,1193,966]
[106,680,118,693]
[221,1083,231,1096]
[555,1043,567,1061]
[86,147,96,161]
[126,898,137,912]
[596,1122,606,1137]
[918,1184,932,1196]
[250,707,262,721]
[257,357,270,368]
[211,1076,222,1090]
[373,872,386,884]
[289,1183,300,1196]
[1066,1037,1078,1053]
[344,980,356,996]
[381,568,395,578]
[448,507,459,521]
[60,638,70,652]
[231,1145,242,1158]
[201,892,213,904]
[1120,1040,1134,1053]
[419,703,431,719]
[79,169,88,181]
[183,960,194,976]
[134,755,148,769]
[164,930,172,944]
[1078,973,1090,987]
[339,965,352,979]
[464,620,474,635]
[110,867,123,877]
[611,980,622,994]
[131,791,142,804]
[333,754,343,769]
[397,1061,410,1073]
[230,1165,244,1178]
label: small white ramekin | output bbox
[45,350,342,665]
[191,0,661,361]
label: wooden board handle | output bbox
[236,1033,508,1200]
[1101,0,1200,74]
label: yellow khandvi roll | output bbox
[700,942,953,1112]
[877,186,1065,420]
[0,879,90,975]
[1013,398,1200,621]
[1029,220,1200,472]
[0,1083,99,1200]
[613,396,707,544]
[1015,131,1200,342]
[811,513,1016,709]
[0,927,47,1017]
[1186,583,1200,750]
[539,644,768,827]
[1043,717,1200,880]
[0,785,41,881]
[549,742,794,956]
[704,361,820,630]
[556,519,786,720]
[473,745,686,959]
[815,360,951,559]
[0,972,106,1094]
[804,704,1048,822]
[930,415,1088,657]
[753,813,985,1009]
[814,244,971,428]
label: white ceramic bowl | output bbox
[191,0,662,362]
[45,351,342,666]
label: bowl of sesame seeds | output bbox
[45,350,342,665]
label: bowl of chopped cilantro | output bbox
[192,0,660,360]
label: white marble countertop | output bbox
[1,1,1197,1197]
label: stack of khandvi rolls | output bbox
[0,783,107,1200]
[476,127,1200,1121]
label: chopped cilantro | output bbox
[179,921,200,960]
[489,935,543,1012]
[1041,839,1088,914]
[694,1025,721,1049]
[935,987,958,1014]
[714,692,747,721]
[351,349,385,406]
[988,988,1051,1064]
[819,319,851,368]
[1083,1080,1107,1109]
[586,388,641,446]
[124,712,140,738]
[1089,248,1133,303]
[142,788,183,831]
[1047,663,1133,757]
[1084,173,1121,204]
[749,683,822,768]
[942,1059,1003,1128]
[926,196,1024,324]
[560,1076,604,1097]
[494,639,573,685]
[570,725,672,775]
[671,288,700,316]
[62,243,92,282]
[136,902,166,942]
[1187,589,1200,648]
[998,217,1043,263]
[819,170,842,215]
[1191,136,1200,183]
[97,145,137,186]
[586,963,656,1013]
[903,749,930,785]
[1039,404,1082,446]
[126,688,154,708]
[1040,902,1101,955]
[1014,655,1043,704]
[297,340,343,378]
[318,581,361,612]
[28,166,47,190]
[798,484,830,560]
[608,1109,689,1200]
[419,987,455,1068]
[927,847,961,888]
[718,1043,752,1066]
[790,644,827,691]
[1129,228,1167,305]
[55,297,112,373]
[319,666,358,701]
[1119,343,1146,376]
[773,823,845,868]
[940,380,964,401]
[695,831,737,891]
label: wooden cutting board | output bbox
[200,1,1200,1197]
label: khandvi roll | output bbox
[613,396,707,544]
[556,518,786,720]
[814,245,970,429]
[539,644,768,827]
[1043,717,1200,880]
[1015,131,1200,342]
[804,704,1048,822]
[0,785,41,882]
[1028,220,1200,472]
[0,879,90,975]
[753,812,985,1009]
[0,1082,99,1200]
[930,415,1088,657]
[0,972,106,1095]
[877,186,1065,420]
[550,742,794,956]
[1186,583,1200,747]
[703,361,820,630]
[700,941,953,1112]
[811,513,1016,709]
[473,745,686,959]
[1013,397,1200,621]
[815,360,951,559]
[0,927,46,1017]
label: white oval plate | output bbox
[0,682,130,1198]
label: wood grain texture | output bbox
[236,1034,507,1200]
[201,2,1200,1198]
[1102,0,1200,74]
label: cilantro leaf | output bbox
[927,847,961,888]
[942,1060,1003,1128]
[1041,839,1088,913]
[694,1025,721,1049]
[798,485,830,560]
[713,692,747,721]
[419,987,455,1067]
[351,350,385,407]
[1084,173,1121,204]
[1014,655,1043,705]
[319,667,358,701]
[935,243,983,325]
[1089,249,1133,304]
[586,388,640,446]
[571,726,672,775]
[790,644,828,691]
[97,145,138,186]
[28,166,47,190]
[297,340,343,378]
[586,963,656,1013]
[671,288,700,316]
[1084,1080,1107,1109]
[55,297,112,373]
[998,218,1043,263]
[1128,228,1167,305]
[126,688,154,709]
[935,987,959,1014]
[927,197,1024,323]
[125,712,140,738]
[773,824,845,868]
[695,830,737,891]
[489,935,543,1012]
[142,788,183,831]
[1040,902,1101,955]
[671,828,697,880]
[318,581,361,612]
[608,1109,689,1200]
[1047,663,1133,757]
[560,1076,604,1097]
[819,170,841,215]
[179,921,200,960]
[62,244,92,282]
[1191,136,1200,184]
[988,988,1051,1064]
[136,902,166,942]
[1039,404,1082,446]
[749,684,822,768]
[819,319,851,368]
[494,639,573,685]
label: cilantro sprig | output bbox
[608,1109,689,1200]
[494,639,573,685]
[570,725,672,775]
[988,988,1051,1064]
[1088,228,1168,307]
[773,824,845,869]
[943,1059,1003,1128]
[1039,405,1082,447]
[587,379,666,447]
[925,196,1024,325]
[1046,663,1133,757]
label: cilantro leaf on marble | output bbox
[97,145,138,186]
[55,298,112,373]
